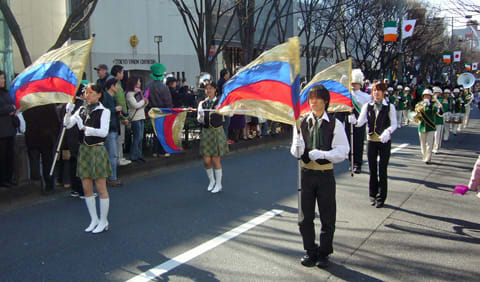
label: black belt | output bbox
[301,168,333,173]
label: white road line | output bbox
[363,143,410,165]
[127,209,283,282]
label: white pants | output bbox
[464,105,471,128]
[118,123,126,161]
[402,110,409,125]
[419,131,435,162]
[452,114,464,134]
[443,121,450,141]
[397,110,403,128]
[434,124,443,151]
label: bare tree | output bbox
[172,0,239,74]
[0,0,99,68]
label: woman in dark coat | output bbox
[0,70,17,187]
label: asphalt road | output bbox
[2,108,480,281]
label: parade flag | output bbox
[300,58,353,116]
[217,37,301,125]
[384,21,398,42]
[10,38,94,112]
[453,51,462,62]
[443,52,451,63]
[149,108,188,154]
[402,19,416,39]
[465,64,471,71]
[472,62,478,70]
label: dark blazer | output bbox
[0,88,17,138]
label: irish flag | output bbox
[465,64,471,71]
[384,21,398,42]
[443,52,451,63]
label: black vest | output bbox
[202,98,224,128]
[367,103,391,136]
[79,107,106,145]
[300,113,335,165]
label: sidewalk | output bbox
[0,132,289,213]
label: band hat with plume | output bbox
[444,89,451,93]
[397,85,403,89]
[432,86,442,93]
[453,88,460,93]
[404,86,411,91]
[351,69,364,86]
[387,87,394,91]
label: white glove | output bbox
[198,108,205,118]
[379,130,390,143]
[66,102,75,113]
[348,114,357,124]
[424,99,430,106]
[75,115,84,130]
[308,149,326,160]
[290,126,305,158]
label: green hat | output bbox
[150,63,166,81]
[81,80,90,85]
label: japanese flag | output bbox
[402,20,416,39]
[473,63,478,71]
[454,51,462,62]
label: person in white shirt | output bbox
[64,83,111,234]
[291,84,349,268]
[349,82,397,208]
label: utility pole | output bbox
[450,17,454,84]
[397,0,403,84]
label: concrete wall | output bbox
[11,0,67,73]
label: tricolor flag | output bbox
[465,64,471,71]
[443,52,451,63]
[10,39,94,112]
[472,62,478,70]
[384,21,398,42]
[453,51,462,62]
[402,19,416,39]
[300,59,353,116]
[149,108,188,154]
[218,37,301,125]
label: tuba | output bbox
[457,73,475,89]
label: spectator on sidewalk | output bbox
[146,63,172,157]
[111,65,131,167]
[0,70,17,187]
[217,69,231,140]
[126,76,147,163]
[95,64,110,91]
[103,78,122,187]
[167,77,184,108]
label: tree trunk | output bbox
[0,0,32,67]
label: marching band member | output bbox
[442,89,452,141]
[452,88,463,135]
[347,69,371,173]
[387,87,396,104]
[432,87,444,154]
[197,81,229,193]
[415,89,442,164]
[463,88,473,128]
[395,85,407,128]
[403,86,413,126]
[64,83,112,233]
[290,85,349,268]
[349,82,397,208]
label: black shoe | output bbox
[376,201,384,208]
[300,254,318,267]
[316,256,329,269]
[353,166,361,174]
[138,158,147,163]
[370,197,376,206]
[70,191,79,198]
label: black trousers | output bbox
[367,141,391,203]
[299,169,336,257]
[56,157,83,195]
[345,122,366,167]
[0,136,15,184]
[28,145,55,191]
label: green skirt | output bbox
[77,144,112,179]
[199,126,229,157]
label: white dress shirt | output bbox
[356,99,397,135]
[291,112,350,164]
[65,103,110,138]
[352,89,372,109]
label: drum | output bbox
[444,113,452,123]
[452,114,462,124]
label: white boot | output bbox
[211,169,223,193]
[206,168,215,191]
[84,196,99,232]
[92,198,109,233]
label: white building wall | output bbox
[88,0,199,85]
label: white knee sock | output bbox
[212,169,223,193]
[206,168,215,191]
[84,196,99,232]
[92,198,109,233]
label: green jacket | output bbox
[395,91,409,111]
[417,102,437,132]
[435,97,446,125]
[114,84,128,120]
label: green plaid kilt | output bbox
[77,144,112,179]
[199,126,229,157]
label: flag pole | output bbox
[350,122,354,177]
